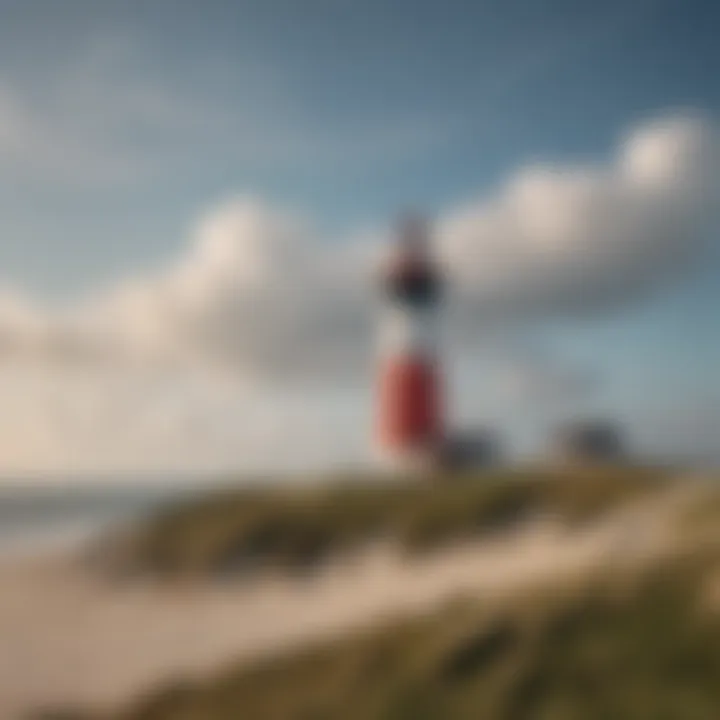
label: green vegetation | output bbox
[72,548,720,720]
[680,483,720,532]
[108,466,666,581]
[45,467,720,720]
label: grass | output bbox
[59,546,720,720]
[106,465,668,581]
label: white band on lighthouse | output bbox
[378,305,438,359]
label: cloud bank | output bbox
[0,112,718,380]
[440,113,720,320]
[0,111,718,473]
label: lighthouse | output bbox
[375,214,444,470]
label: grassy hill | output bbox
[42,467,720,720]
[103,466,668,581]
[65,541,720,720]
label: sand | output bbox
[0,483,695,719]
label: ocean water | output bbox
[0,482,205,557]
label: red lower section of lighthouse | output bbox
[376,356,443,455]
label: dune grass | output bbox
[43,465,720,720]
[60,546,720,720]
[106,465,667,581]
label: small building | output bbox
[440,427,503,470]
[552,420,626,465]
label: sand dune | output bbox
[0,483,696,719]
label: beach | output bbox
[0,483,690,719]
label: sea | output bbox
[0,480,216,558]
[0,469,352,558]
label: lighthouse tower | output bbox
[375,215,444,470]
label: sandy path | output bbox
[0,485,694,719]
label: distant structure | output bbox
[374,214,444,470]
[552,420,626,465]
[373,214,503,473]
[440,427,503,470]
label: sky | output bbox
[0,0,719,477]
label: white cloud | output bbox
[0,111,718,473]
[4,110,712,376]
[0,362,369,476]
[0,196,376,381]
[438,112,720,323]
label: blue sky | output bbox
[1,0,718,292]
[0,0,719,474]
